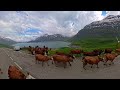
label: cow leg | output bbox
[112,61,114,64]
[68,61,71,66]
[38,61,40,64]
[96,63,99,68]
[109,63,111,65]
[91,64,93,68]
[52,61,54,64]
[83,62,86,70]
[64,62,67,68]
[54,61,58,67]
[110,61,114,65]
[36,60,37,64]
[104,61,107,66]
[42,62,44,67]
[47,61,49,66]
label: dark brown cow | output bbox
[115,48,120,54]
[35,48,45,55]
[83,51,96,56]
[28,46,35,55]
[104,48,113,53]
[70,49,83,54]
[93,49,103,55]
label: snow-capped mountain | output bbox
[29,34,70,42]
[0,36,16,45]
[72,15,120,40]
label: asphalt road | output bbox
[1,47,120,79]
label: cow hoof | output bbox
[109,64,111,65]
[97,67,99,68]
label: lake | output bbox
[12,41,71,49]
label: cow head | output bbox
[98,55,104,62]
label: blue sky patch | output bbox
[25,29,44,33]
[102,11,107,16]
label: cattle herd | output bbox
[6,45,120,79]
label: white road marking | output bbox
[26,74,36,79]
[14,62,23,70]
[10,57,13,61]
[3,48,36,79]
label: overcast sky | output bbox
[0,11,120,42]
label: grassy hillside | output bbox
[71,38,120,51]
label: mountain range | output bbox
[29,34,70,42]
[71,15,120,41]
[0,37,16,45]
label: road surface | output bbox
[1,47,120,79]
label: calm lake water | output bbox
[12,41,71,49]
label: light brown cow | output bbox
[103,53,118,65]
[82,56,103,70]
[52,55,74,68]
[35,54,52,66]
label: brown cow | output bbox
[8,66,26,79]
[104,48,113,53]
[28,46,35,55]
[103,53,118,65]
[82,56,103,70]
[70,49,83,54]
[115,49,120,54]
[35,48,45,55]
[55,51,75,62]
[93,49,103,55]
[83,51,96,56]
[52,55,74,68]
[35,54,52,66]
[34,46,49,55]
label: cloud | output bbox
[106,11,120,15]
[0,11,107,42]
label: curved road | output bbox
[1,47,120,79]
